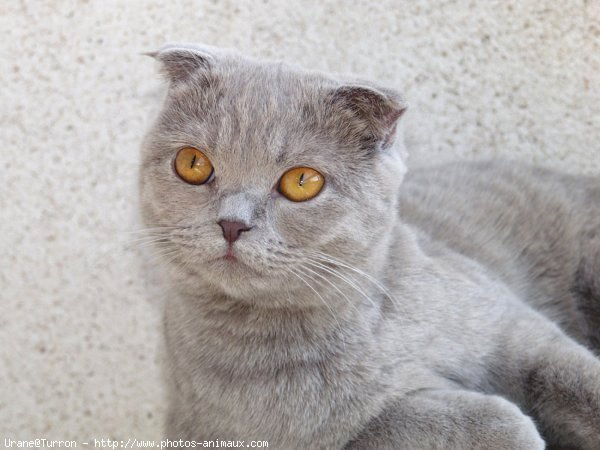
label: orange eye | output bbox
[278,167,325,202]
[174,147,214,185]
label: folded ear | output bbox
[146,43,216,85]
[328,83,408,151]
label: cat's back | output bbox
[399,160,592,248]
[398,159,600,343]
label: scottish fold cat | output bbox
[139,44,600,449]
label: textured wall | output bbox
[1,0,598,442]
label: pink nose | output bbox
[218,220,252,243]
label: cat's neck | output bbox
[166,287,384,375]
[178,284,382,337]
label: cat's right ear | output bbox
[145,44,215,85]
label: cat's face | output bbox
[139,45,407,303]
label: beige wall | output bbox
[1,0,598,442]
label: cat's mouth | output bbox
[211,248,267,278]
[223,246,237,261]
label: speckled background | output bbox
[1,0,598,443]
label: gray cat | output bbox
[139,43,600,449]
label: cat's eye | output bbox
[174,147,214,185]
[278,167,325,202]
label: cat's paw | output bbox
[479,396,545,450]
[344,393,545,450]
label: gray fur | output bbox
[139,44,600,449]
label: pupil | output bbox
[190,154,197,169]
[299,172,305,186]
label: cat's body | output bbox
[140,44,600,449]
[401,161,600,351]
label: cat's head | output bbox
[139,44,408,304]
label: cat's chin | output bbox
[211,254,266,275]
[202,257,288,300]
[209,276,287,302]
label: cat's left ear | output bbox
[146,43,216,85]
[328,83,408,151]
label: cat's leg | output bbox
[567,180,600,352]
[573,226,600,352]
[344,389,544,450]
[498,316,600,449]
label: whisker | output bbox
[304,259,377,309]
[296,264,362,316]
[127,234,171,244]
[144,248,181,267]
[124,226,182,235]
[308,251,399,311]
[284,267,347,352]
[127,236,172,249]
[307,252,413,355]
[123,226,200,252]
[166,250,194,278]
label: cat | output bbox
[138,43,600,449]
